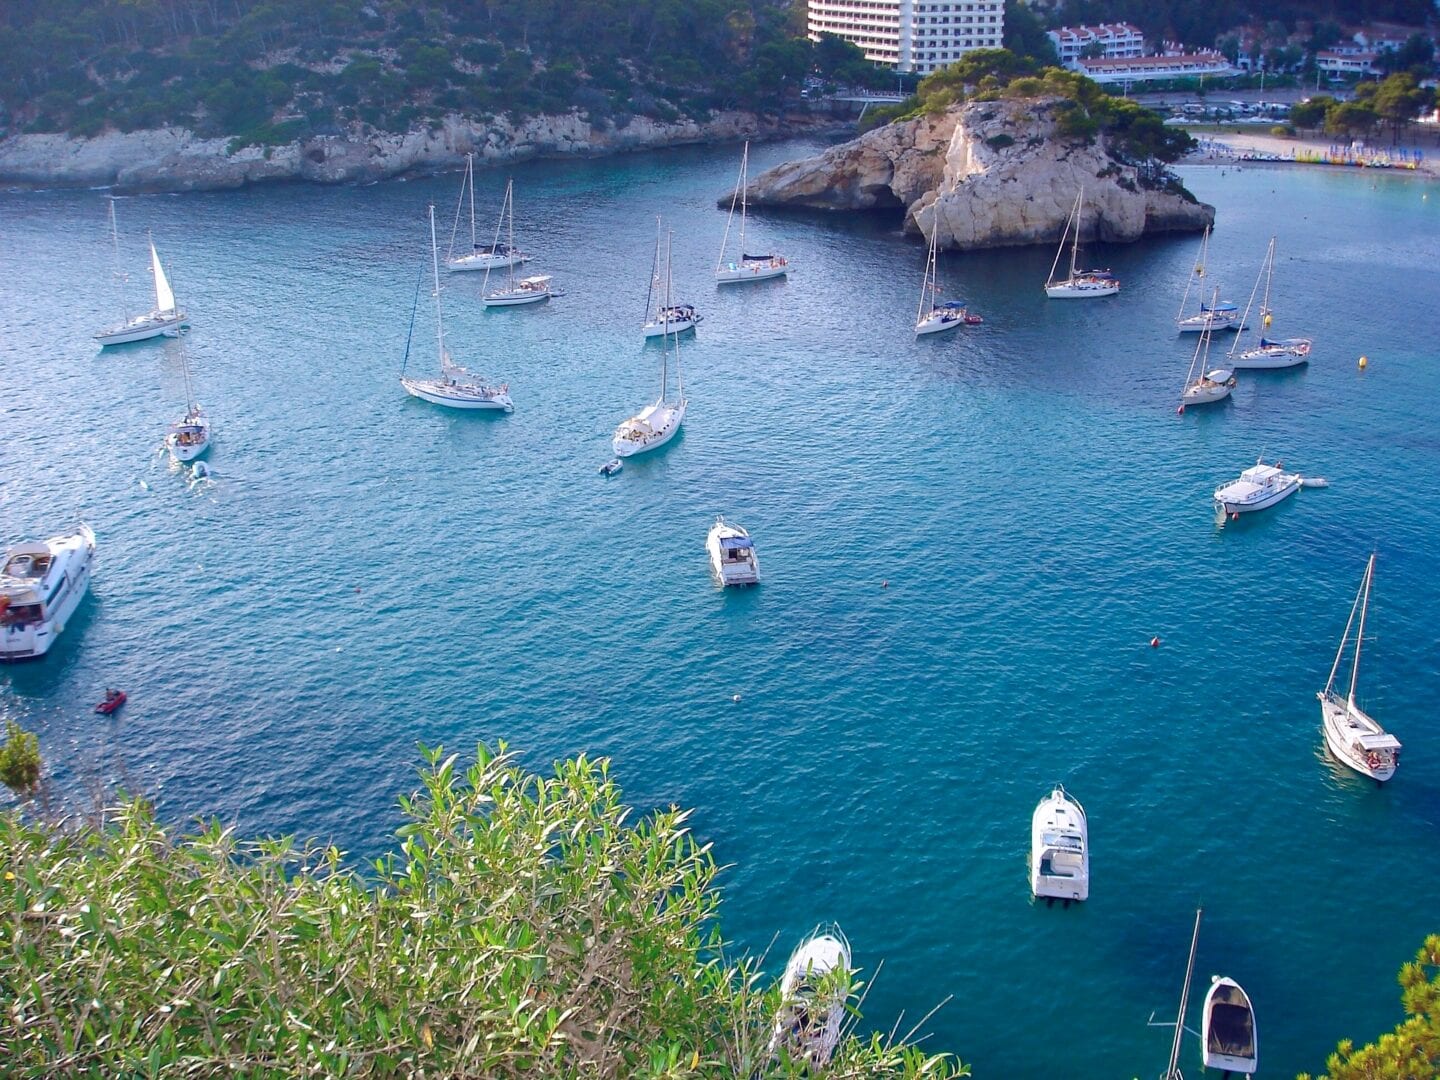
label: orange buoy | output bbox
[1150,637,1161,648]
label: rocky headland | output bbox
[736,97,1214,250]
[0,110,834,194]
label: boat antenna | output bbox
[1163,908,1203,1080]
[400,259,425,376]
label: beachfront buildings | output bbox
[806,0,1005,74]
[1316,51,1381,77]
[1075,50,1235,85]
[1047,23,1146,68]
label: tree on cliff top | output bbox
[0,743,969,1078]
[1298,934,1440,1080]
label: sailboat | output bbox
[446,156,529,272]
[614,230,686,456]
[481,180,550,306]
[642,218,700,337]
[1228,236,1311,368]
[1149,908,1202,1080]
[1044,189,1119,298]
[165,339,210,464]
[402,205,513,411]
[1178,287,1236,411]
[1318,553,1401,782]
[916,214,981,334]
[715,142,788,284]
[95,201,188,346]
[1176,226,1240,333]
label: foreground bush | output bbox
[0,744,966,1078]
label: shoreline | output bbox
[1184,127,1439,179]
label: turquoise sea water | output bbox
[2,145,1438,1078]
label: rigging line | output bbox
[399,260,425,377]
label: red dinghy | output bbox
[95,690,126,715]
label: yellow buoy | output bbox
[1359,355,1368,370]
[1263,313,1272,328]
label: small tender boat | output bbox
[716,142,788,284]
[1319,553,1400,782]
[1201,976,1258,1075]
[599,459,623,477]
[95,689,127,715]
[768,925,851,1069]
[1030,785,1089,902]
[706,517,760,586]
[1,525,96,661]
[1213,459,1299,515]
[1044,189,1120,298]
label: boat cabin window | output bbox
[5,553,51,577]
[1,602,42,625]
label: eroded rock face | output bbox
[741,97,1214,250]
[0,111,828,193]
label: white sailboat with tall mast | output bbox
[481,180,550,306]
[1319,553,1401,782]
[614,230,686,456]
[916,215,981,334]
[402,205,513,411]
[446,157,529,272]
[716,142,788,284]
[1044,189,1119,298]
[95,201,188,346]
[165,339,210,463]
[1229,235,1311,368]
[642,217,700,338]
[1176,226,1240,333]
[1178,287,1236,411]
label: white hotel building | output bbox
[807,0,1006,75]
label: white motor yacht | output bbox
[1319,553,1401,782]
[768,925,851,1069]
[706,518,759,586]
[1,525,95,661]
[1213,460,1299,515]
[166,405,211,463]
[1030,785,1089,902]
[1201,976,1258,1075]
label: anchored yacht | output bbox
[768,925,851,1069]
[1,525,96,661]
[706,518,759,586]
[1030,785,1089,901]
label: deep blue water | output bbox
[2,145,1438,1078]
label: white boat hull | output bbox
[1181,382,1233,406]
[401,377,513,411]
[612,399,686,457]
[1030,786,1089,901]
[1044,280,1118,298]
[1230,346,1310,369]
[1,525,95,661]
[1178,315,1241,333]
[642,317,697,338]
[95,310,187,346]
[1214,481,1297,514]
[483,288,550,307]
[1202,977,1258,1075]
[447,252,527,272]
[769,927,851,1068]
[167,432,210,462]
[716,261,787,284]
[706,521,760,586]
[916,313,963,335]
[1319,692,1398,781]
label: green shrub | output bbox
[0,720,41,794]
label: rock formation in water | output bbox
[737,97,1213,250]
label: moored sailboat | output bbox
[1176,226,1240,333]
[446,157,530,272]
[1044,189,1119,298]
[481,181,550,306]
[716,142,788,284]
[916,214,981,333]
[642,218,700,337]
[1318,553,1401,782]
[95,201,188,346]
[1178,288,1235,411]
[615,230,686,456]
[1229,235,1311,368]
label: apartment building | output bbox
[807,0,1006,75]
[1047,23,1146,69]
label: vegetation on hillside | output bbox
[0,741,969,1077]
[1288,74,1436,142]
[1298,934,1440,1080]
[0,0,863,145]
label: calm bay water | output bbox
[2,144,1438,1077]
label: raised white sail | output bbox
[151,239,176,314]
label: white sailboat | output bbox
[614,230,686,456]
[481,180,550,306]
[1176,226,1240,333]
[1229,235,1311,368]
[642,218,700,337]
[916,216,981,333]
[165,340,210,464]
[1044,189,1119,298]
[1,525,96,661]
[1029,785,1089,902]
[1318,553,1401,782]
[1201,976,1258,1075]
[95,201,187,346]
[768,925,851,1069]
[1178,287,1236,411]
[715,142,788,284]
[446,156,530,272]
[402,205,513,411]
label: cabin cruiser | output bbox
[706,518,760,586]
[1214,460,1299,515]
[1030,785,1089,902]
[768,925,851,1068]
[1,525,96,661]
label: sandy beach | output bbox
[1186,126,1440,178]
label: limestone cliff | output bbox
[739,97,1213,250]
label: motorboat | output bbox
[1044,189,1120,298]
[643,304,701,338]
[599,459,622,477]
[95,689,127,715]
[1177,301,1241,333]
[446,160,530,272]
[483,274,551,307]
[706,517,760,586]
[1201,976,1258,1075]
[402,205,514,412]
[166,405,211,463]
[95,200,188,346]
[716,142,788,284]
[1213,459,1299,515]
[1,525,95,661]
[615,230,686,457]
[1029,785,1088,902]
[768,925,851,1069]
[1319,553,1400,782]
[1228,236,1311,368]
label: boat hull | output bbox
[447,252,527,272]
[1045,281,1119,298]
[1202,977,1258,1075]
[401,377,513,411]
[916,313,963,335]
[167,434,211,462]
[706,523,760,586]
[0,526,95,661]
[1230,348,1310,369]
[482,289,549,307]
[1178,316,1241,333]
[612,399,685,457]
[1181,383,1233,406]
[769,926,851,1068]
[95,311,187,346]
[1319,692,1398,781]
[716,262,787,284]
[642,317,697,338]
[1214,481,1298,514]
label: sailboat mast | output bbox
[919,218,937,323]
[738,142,748,259]
[645,217,660,321]
[1178,227,1208,321]
[506,181,517,292]
[1229,238,1269,359]
[1324,560,1366,696]
[467,154,477,253]
[1347,553,1375,704]
[668,230,683,399]
[480,180,507,297]
[1045,196,1073,287]
[1069,189,1082,279]
[428,204,445,372]
[108,198,131,322]
[1259,236,1276,319]
[1164,908,1204,1080]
